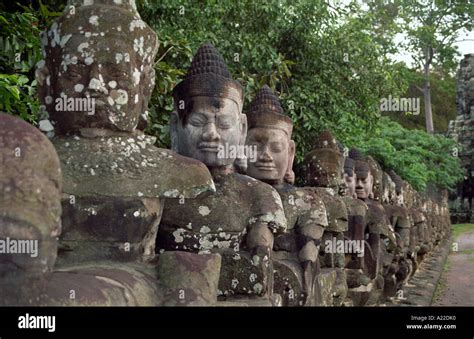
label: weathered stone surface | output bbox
[273,259,305,306]
[0,113,61,305]
[44,262,163,306]
[57,196,164,264]
[218,249,270,298]
[157,173,286,253]
[53,135,215,199]
[315,268,338,306]
[156,251,221,306]
[37,0,158,134]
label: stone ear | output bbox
[239,112,248,139]
[284,139,296,184]
[234,113,248,173]
[140,65,155,113]
[170,111,179,152]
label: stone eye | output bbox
[188,115,206,127]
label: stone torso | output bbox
[157,173,287,253]
[309,187,348,233]
[273,183,327,253]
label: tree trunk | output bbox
[424,50,434,134]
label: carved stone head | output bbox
[402,181,414,209]
[389,170,404,206]
[349,149,373,200]
[245,85,294,185]
[343,157,357,199]
[382,171,396,204]
[366,156,383,201]
[36,0,159,135]
[171,43,246,169]
[302,130,344,190]
[0,114,62,279]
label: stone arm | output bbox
[246,185,287,256]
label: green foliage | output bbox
[137,0,407,158]
[384,66,457,132]
[0,0,463,192]
[0,1,63,123]
[399,0,473,74]
[342,117,464,192]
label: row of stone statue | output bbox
[0,0,451,306]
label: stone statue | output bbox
[0,113,61,305]
[301,130,349,306]
[33,0,219,306]
[245,85,329,306]
[0,113,165,306]
[382,171,412,291]
[365,158,400,301]
[157,43,287,304]
[36,0,214,264]
[349,149,398,303]
[340,156,374,305]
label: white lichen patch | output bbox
[74,84,84,92]
[198,206,211,216]
[60,34,72,48]
[129,19,146,31]
[163,189,180,198]
[132,68,141,85]
[133,36,145,57]
[231,278,239,289]
[85,57,94,65]
[253,283,263,294]
[77,42,89,53]
[89,15,99,26]
[199,225,211,234]
[172,228,185,243]
[114,89,128,105]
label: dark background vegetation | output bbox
[0,0,467,192]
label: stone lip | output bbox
[53,135,215,199]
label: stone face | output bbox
[171,43,245,169]
[37,0,158,133]
[244,85,329,305]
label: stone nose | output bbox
[87,65,108,95]
[259,146,273,162]
[201,122,220,142]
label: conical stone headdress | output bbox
[246,85,293,136]
[173,43,243,123]
[302,129,344,187]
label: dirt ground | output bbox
[434,232,474,306]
